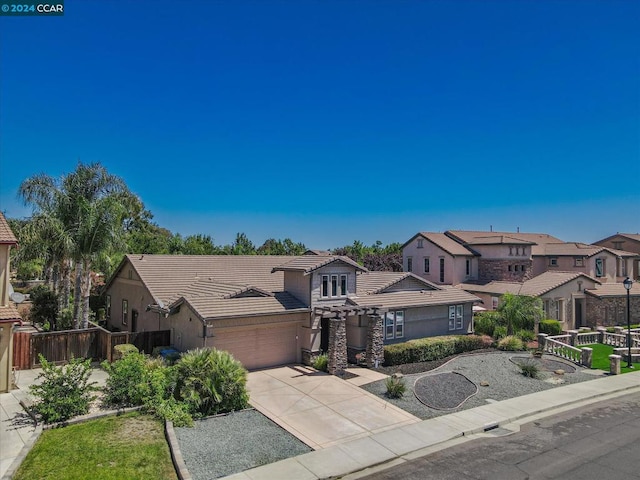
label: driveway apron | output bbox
[247,365,419,450]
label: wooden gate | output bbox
[12,331,32,370]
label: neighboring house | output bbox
[104,254,480,371]
[584,282,640,327]
[532,242,637,283]
[403,230,639,285]
[593,233,640,280]
[459,271,600,331]
[0,213,21,393]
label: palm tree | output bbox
[19,162,140,328]
[497,293,544,335]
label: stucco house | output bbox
[593,233,640,280]
[103,253,479,371]
[0,213,21,393]
[403,229,639,285]
[584,282,640,327]
[458,271,600,331]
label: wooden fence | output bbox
[13,326,171,370]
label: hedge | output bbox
[539,320,562,336]
[383,334,493,366]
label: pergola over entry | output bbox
[314,305,385,375]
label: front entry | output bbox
[320,317,329,353]
[574,299,584,328]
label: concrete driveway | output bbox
[247,365,420,450]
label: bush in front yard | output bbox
[30,355,98,424]
[497,335,525,351]
[175,348,249,417]
[102,351,150,407]
[383,335,492,366]
[313,353,328,372]
[473,311,502,337]
[516,330,536,343]
[539,320,562,336]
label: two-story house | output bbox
[593,233,640,280]
[103,253,479,371]
[0,213,21,393]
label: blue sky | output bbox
[1,0,638,249]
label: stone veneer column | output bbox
[366,314,384,369]
[327,315,347,376]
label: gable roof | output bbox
[446,230,563,255]
[403,232,476,256]
[539,242,639,258]
[272,255,367,274]
[0,213,18,245]
[594,233,640,245]
[356,271,440,295]
[351,286,479,309]
[459,271,600,297]
[110,254,292,307]
[585,282,640,298]
[0,305,21,323]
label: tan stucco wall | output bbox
[0,244,11,307]
[402,237,475,285]
[0,324,14,393]
[105,262,158,333]
[533,251,633,283]
[283,271,312,306]
[310,264,358,308]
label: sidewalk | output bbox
[0,367,108,479]
[222,370,640,480]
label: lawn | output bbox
[13,412,177,480]
[581,344,640,373]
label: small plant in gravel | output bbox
[30,355,98,424]
[385,373,406,399]
[518,360,540,378]
[313,353,328,372]
[497,335,525,351]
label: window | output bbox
[423,257,430,274]
[466,259,471,276]
[128,269,133,279]
[549,257,558,267]
[321,273,348,298]
[508,265,513,272]
[417,239,424,248]
[522,247,527,256]
[509,246,513,256]
[439,258,445,283]
[619,258,627,277]
[515,246,520,256]
[574,257,584,267]
[449,305,463,330]
[595,258,604,277]
[613,241,623,250]
[122,299,128,325]
[385,311,405,340]
[105,295,111,319]
[520,265,526,272]
[407,257,413,272]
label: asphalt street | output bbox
[355,392,640,480]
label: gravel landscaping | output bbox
[362,351,602,420]
[414,372,477,409]
[174,409,311,480]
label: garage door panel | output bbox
[214,324,298,370]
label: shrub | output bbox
[383,334,492,366]
[497,335,525,351]
[385,373,406,399]
[175,348,249,417]
[102,351,149,407]
[30,355,98,423]
[539,320,562,336]
[313,353,328,372]
[517,330,536,342]
[493,326,508,340]
[473,311,502,337]
[29,285,59,330]
[114,343,139,357]
[518,360,540,378]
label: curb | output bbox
[165,421,193,480]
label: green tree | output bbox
[182,234,217,255]
[497,293,544,335]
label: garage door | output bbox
[214,323,299,370]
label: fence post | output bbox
[609,354,621,375]
[568,330,579,347]
[537,333,548,351]
[596,327,606,344]
[580,347,592,368]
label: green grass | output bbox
[581,344,640,373]
[14,412,178,480]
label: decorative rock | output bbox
[480,380,490,387]
[554,369,565,375]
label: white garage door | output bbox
[214,323,299,370]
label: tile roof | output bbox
[0,304,21,322]
[124,254,292,307]
[356,271,440,295]
[417,233,476,256]
[272,255,367,274]
[446,230,563,255]
[595,233,640,244]
[459,271,599,297]
[585,282,640,298]
[176,291,308,321]
[0,212,18,244]
[352,287,480,309]
[540,243,639,258]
